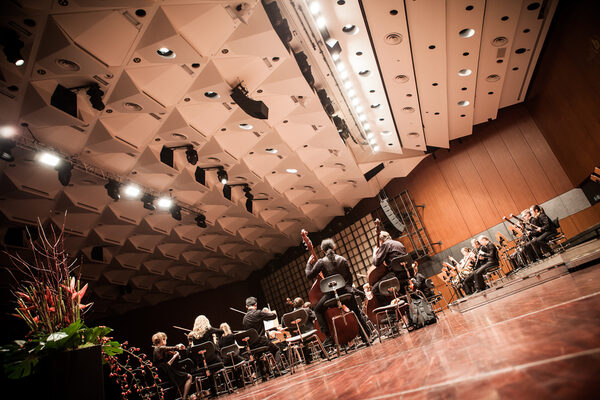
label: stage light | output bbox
[160,146,174,168]
[124,184,141,198]
[0,138,15,162]
[316,16,326,29]
[185,146,198,165]
[86,83,105,111]
[369,138,376,145]
[157,197,173,209]
[170,205,182,221]
[1,28,25,66]
[195,167,206,186]
[157,47,175,58]
[38,152,60,167]
[245,198,253,213]
[373,145,380,152]
[195,214,207,228]
[223,184,231,200]
[217,168,228,184]
[309,2,320,15]
[286,168,298,174]
[0,125,17,138]
[56,162,72,186]
[104,179,121,201]
[141,193,156,210]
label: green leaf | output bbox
[102,341,123,356]
[63,320,83,336]
[5,356,38,379]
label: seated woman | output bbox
[218,322,245,387]
[188,316,224,396]
[152,332,195,400]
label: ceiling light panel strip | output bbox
[473,0,523,124]
[405,0,450,149]
[314,0,402,154]
[446,0,486,141]
[500,0,558,107]
[360,0,425,151]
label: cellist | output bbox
[305,238,371,348]
[371,231,408,306]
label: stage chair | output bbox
[281,308,330,374]
[483,264,504,288]
[424,279,447,314]
[547,218,567,252]
[320,274,370,357]
[220,344,254,388]
[233,329,280,379]
[190,341,233,395]
[371,277,409,342]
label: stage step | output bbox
[449,239,600,313]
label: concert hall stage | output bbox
[449,239,600,313]
[222,266,600,400]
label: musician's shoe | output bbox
[322,337,334,348]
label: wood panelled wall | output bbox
[526,0,600,186]
[385,105,573,253]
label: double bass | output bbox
[302,229,360,346]
[363,219,382,324]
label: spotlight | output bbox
[86,83,105,111]
[0,125,17,138]
[223,184,231,200]
[124,184,141,198]
[170,205,182,221]
[157,197,172,209]
[0,138,15,162]
[0,28,24,66]
[230,84,269,120]
[104,179,121,201]
[38,152,60,167]
[243,185,253,200]
[141,193,155,210]
[195,167,206,186]
[185,146,198,165]
[160,146,174,168]
[51,85,77,118]
[195,214,207,228]
[245,198,253,213]
[217,168,228,184]
[56,162,72,186]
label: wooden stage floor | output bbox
[222,266,600,399]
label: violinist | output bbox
[530,205,554,257]
[371,231,408,305]
[188,315,223,397]
[242,297,285,380]
[218,322,245,388]
[152,332,195,400]
[306,238,371,348]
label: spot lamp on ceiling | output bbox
[195,213,207,228]
[0,28,25,66]
[141,193,156,211]
[55,161,72,186]
[104,179,121,201]
[0,138,16,162]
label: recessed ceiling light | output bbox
[157,197,172,209]
[348,89,356,97]
[157,47,176,58]
[38,152,60,167]
[204,91,219,99]
[342,25,358,35]
[371,104,381,108]
[408,132,419,137]
[382,131,392,136]
[373,145,380,152]
[339,70,349,79]
[369,138,376,144]
[351,98,360,106]
[309,1,320,15]
[124,184,141,198]
[265,148,278,154]
[458,69,472,76]
[15,59,25,67]
[239,123,253,130]
[367,133,374,139]
[286,168,298,174]
[336,62,346,72]
[316,17,327,29]
[458,100,470,106]
[459,28,475,38]
[344,81,353,89]
[358,70,371,77]
[363,123,371,130]
[358,114,367,121]
[332,53,340,61]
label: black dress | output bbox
[153,345,188,389]
[189,327,224,365]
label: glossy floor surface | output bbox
[222,266,600,399]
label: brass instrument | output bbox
[455,251,475,281]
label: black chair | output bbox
[281,309,330,374]
[233,329,280,379]
[423,279,447,314]
[219,344,253,388]
[372,277,409,342]
[190,342,233,395]
[320,274,370,356]
[547,218,567,252]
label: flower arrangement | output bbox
[0,217,164,399]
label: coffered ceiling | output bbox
[0,0,557,316]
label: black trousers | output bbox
[531,231,553,256]
[372,271,396,306]
[314,289,370,341]
[251,336,282,377]
[473,261,498,291]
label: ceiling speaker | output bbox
[364,162,385,182]
[230,84,268,119]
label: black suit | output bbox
[371,239,408,304]
[243,309,282,377]
[530,214,554,256]
[472,242,499,291]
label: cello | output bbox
[302,229,360,346]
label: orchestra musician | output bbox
[292,297,316,364]
[471,236,499,292]
[521,209,541,262]
[218,322,246,388]
[371,231,408,305]
[530,205,554,256]
[152,332,196,400]
[306,238,371,348]
[242,297,285,380]
[188,315,224,397]
[410,262,434,298]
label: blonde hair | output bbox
[189,315,211,340]
[220,322,233,336]
[152,331,166,346]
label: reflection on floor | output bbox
[222,266,600,399]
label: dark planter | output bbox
[7,345,105,400]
